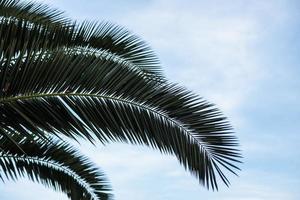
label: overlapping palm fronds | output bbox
[0,0,241,198]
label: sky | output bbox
[0,0,300,199]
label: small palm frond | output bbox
[0,132,113,200]
[0,0,163,79]
[0,48,241,189]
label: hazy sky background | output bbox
[1,0,299,199]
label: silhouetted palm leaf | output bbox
[0,132,112,200]
[0,47,241,189]
[0,0,162,79]
[0,0,241,194]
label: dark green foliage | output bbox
[0,0,241,198]
[0,0,162,79]
[0,132,112,199]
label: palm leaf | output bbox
[0,0,241,191]
[0,0,163,79]
[0,131,113,200]
[0,48,241,189]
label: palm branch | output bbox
[0,0,162,80]
[0,132,112,200]
[0,0,241,194]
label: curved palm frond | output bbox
[0,47,241,189]
[0,130,113,200]
[0,0,242,192]
[0,0,163,79]
[0,0,69,25]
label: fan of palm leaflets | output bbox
[0,133,112,200]
[0,0,242,199]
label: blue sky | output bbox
[1,0,299,199]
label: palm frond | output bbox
[0,0,242,191]
[0,131,113,200]
[0,0,163,79]
[0,49,241,189]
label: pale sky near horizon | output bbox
[0,0,299,199]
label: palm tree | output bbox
[0,0,241,199]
